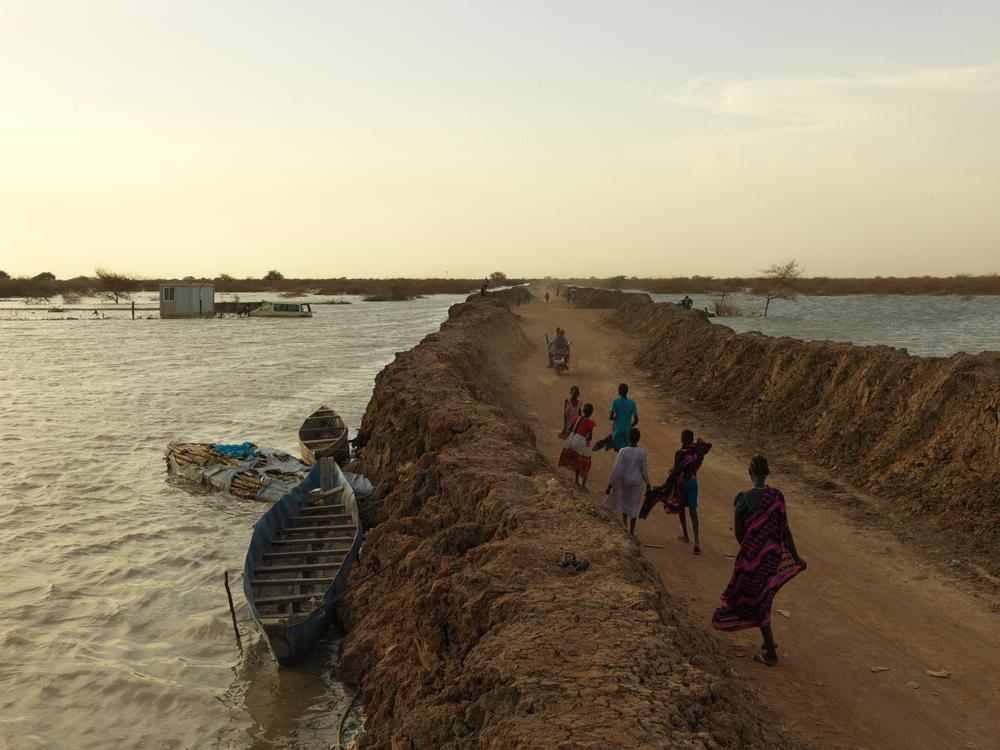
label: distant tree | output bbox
[0,270,9,280]
[264,270,284,281]
[606,275,626,290]
[183,275,197,281]
[757,259,802,317]
[489,271,507,283]
[34,271,56,281]
[95,267,140,304]
[216,273,234,281]
[712,278,744,317]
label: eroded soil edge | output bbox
[338,288,805,749]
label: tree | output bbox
[606,275,627,290]
[34,271,56,281]
[489,271,507,283]
[0,270,9,280]
[94,267,140,303]
[712,278,744,317]
[757,259,802,317]
[216,273,234,281]
[264,270,284,281]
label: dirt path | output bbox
[513,297,999,750]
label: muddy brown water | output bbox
[0,295,464,750]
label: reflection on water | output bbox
[646,292,1000,357]
[0,296,462,749]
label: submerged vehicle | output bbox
[298,406,350,465]
[242,458,363,666]
[249,301,313,318]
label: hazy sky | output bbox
[2,1,998,279]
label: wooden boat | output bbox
[165,442,308,501]
[298,406,350,465]
[242,458,363,666]
[249,301,313,318]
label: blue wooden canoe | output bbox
[242,459,363,666]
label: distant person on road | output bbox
[547,327,570,368]
[545,291,550,303]
[640,429,712,554]
[559,386,583,438]
[604,428,650,536]
[712,454,806,667]
[559,403,596,490]
[609,383,639,452]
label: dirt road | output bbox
[514,297,999,750]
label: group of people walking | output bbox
[556,382,806,667]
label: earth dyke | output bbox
[338,286,803,749]
[568,286,1000,577]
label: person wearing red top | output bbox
[558,403,596,489]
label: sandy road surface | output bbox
[513,297,999,750]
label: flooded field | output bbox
[0,295,465,749]
[645,292,1000,357]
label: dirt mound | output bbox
[570,286,652,308]
[569,287,1000,575]
[339,288,805,749]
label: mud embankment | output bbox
[569,287,1000,575]
[339,288,803,749]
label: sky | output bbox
[1,1,999,279]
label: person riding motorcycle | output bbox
[548,327,571,368]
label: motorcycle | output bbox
[546,334,571,376]
[553,347,570,375]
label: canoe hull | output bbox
[298,406,350,465]
[242,461,363,666]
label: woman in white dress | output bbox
[603,428,650,536]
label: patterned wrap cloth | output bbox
[711,486,804,630]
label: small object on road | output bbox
[870,666,891,673]
[558,551,589,574]
[776,609,791,618]
[906,680,920,689]
[951,559,962,567]
[926,669,950,679]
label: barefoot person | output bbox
[609,383,638,452]
[558,403,596,489]
[603,428,650,536]
[559,386,583,438]
[640,430,712,554]
[712,454,807,667]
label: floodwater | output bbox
[646,292,1000,357]
[0,294,465,750]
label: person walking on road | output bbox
[603,428,650,536]
[558,403,596,490]
[640,429,712,554]
[559,386,583,438]
[712,454,807,667]
[609,383,638,452]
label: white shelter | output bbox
[159,283,215,318]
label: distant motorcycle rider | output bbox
[549,327,570,368]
